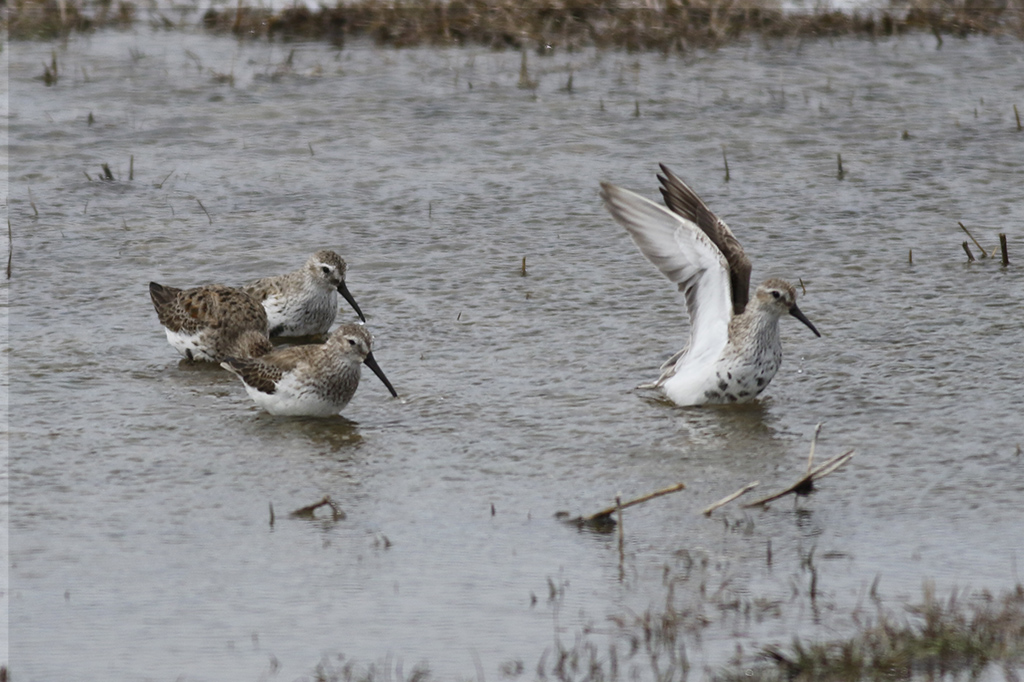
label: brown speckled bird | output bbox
[220,323,397,417]
[242,250,365,338]
[149,282,272,362]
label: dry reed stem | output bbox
[578,481,686,525]
[700,480,759,515]
[743,449,855,507]
[959,221,988,258]
[962,241,976,262]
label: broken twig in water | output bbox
[959,222,987,258]
[806,422,822,474]
[101,163,114,181]
[962,241,976,262]
[290,495,345,521]
[1015,105,1022,132]
[701,481,760,516]
[571,482,686,528]
[722,146,730,182]
[155,170,174,189]
[999,233,1009,266]
[743,449,855,508]
[836,153,845,180]
[6,220,12,279]
[196,198,212,224]
[521,256,527,277]
[27,185,39,217]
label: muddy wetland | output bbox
[4,15,1024,682]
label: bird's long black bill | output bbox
[338,282,366,322]
[363,351,398,397]
[790,304,821,337]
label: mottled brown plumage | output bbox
[657,163,752,316]
[241,250,365,338]
[149,282,272,362]
[221,323,397,416]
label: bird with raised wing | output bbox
[600,165,820,406]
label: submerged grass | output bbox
[6,0,1024,47]
[303,583,1024,682]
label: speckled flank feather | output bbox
[221,323,398,417]
[601,168,820,406]
[241,250,365,338]
[149,282,272,362]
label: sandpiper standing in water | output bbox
[242,250,366,338]
[149,282,273,362]
[600,164,820,406]
[220,323,398,417]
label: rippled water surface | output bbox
[5,30,1024,681]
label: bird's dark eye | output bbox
[321,266,331,274]
[771,291,781,299]
[348,338,357,346]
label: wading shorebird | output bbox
[242,250,366,338]
[600,164,821,406]
[149,282,273,362]
[220,323,398,417]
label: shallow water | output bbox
[4,30,1024,681]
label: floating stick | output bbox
[999,233,1009,266]
[722,146,730,182]
[701,481,760,516]
[634,100,640,117]
[836,153,844,180]
[798,277,806,295]
[744,450,855,508]
[129,155,134,181]
[290,495,344,521]
[269,502,275,528]
[1015,105,1022,132]
[521,256,527,277]
[577,482,686,526]
[6,220,12,279]
[196,198,212,224]
[958,222,987,258]
[908,248,913,264]
[155,170,174,189]
[962,241,975,262]
[101,163,114,181]
[308,142,314,156]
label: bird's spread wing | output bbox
[600,182,732,365]
[656,164,752,315]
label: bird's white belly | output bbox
[662,350,781,406]
[165,328,217,362]
[244,374,350,417]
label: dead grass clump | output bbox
[6,0,134,39]
[6,0,1023,46]
[194,0,1024,50]
[730,583,1024,682]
